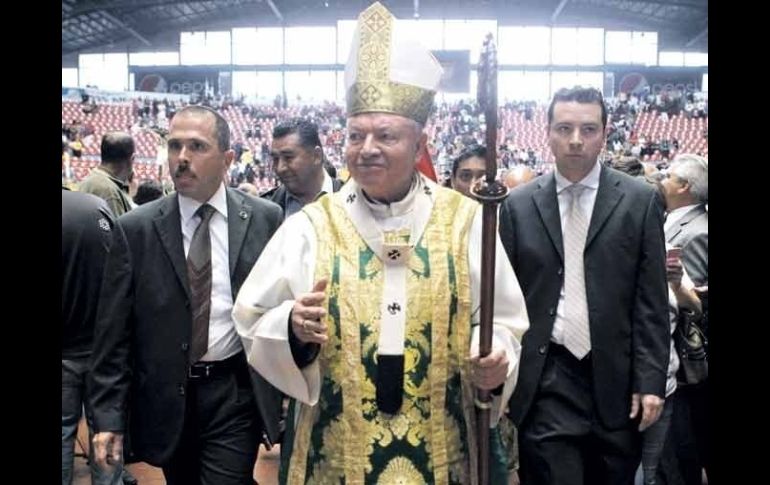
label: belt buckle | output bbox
[188,363,212,379]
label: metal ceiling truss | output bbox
[62,0,707,54]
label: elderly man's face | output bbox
[345,113,425,202]
[660,168,689,210]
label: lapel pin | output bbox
[239,210,248,220]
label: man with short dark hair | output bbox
[79,132,136,217]
[88,105,284,485]
[610,155,645,178]
[262,118,343,219]
[500,86,670,485]
[132,179,164,206]
[74,130,140,485]
[449,144,487,198]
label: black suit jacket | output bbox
[500,166,670,429]
[62,189,115,359]
[88,188,284,466]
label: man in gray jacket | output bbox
[658,153,709,485]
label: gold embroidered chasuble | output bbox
[280,180,491,484]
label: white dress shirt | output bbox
[178,183,242,361]
[551,160,601,345]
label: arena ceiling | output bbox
[62,0,707,57]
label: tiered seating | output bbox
[633,112,708,159]
[221,106,276,154]
[500,107,548,152]
[67,158,99,181]
[500,106,553,162]
[66,157,162,182]
[63,98,708,183]
[62,101,160,159]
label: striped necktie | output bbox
[563,184,591,359]
[187,204,215,364]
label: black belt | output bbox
[188,352,246,380]
[549,343,592,365]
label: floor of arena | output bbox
[71,418,280,484]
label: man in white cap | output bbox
[233,3,529,483]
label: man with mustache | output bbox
[262,118,344,219]
[232,3,529,483]
[88,105,284,485]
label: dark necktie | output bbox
[187,204,215,364]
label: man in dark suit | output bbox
[658,153,709,485]
[261,118,343,218]
[62,189,120,485]
[89,105,283,485]
[499,86,670,485]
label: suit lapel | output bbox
[153,195,191,300]
[666,205,705,242]
[532,174,565,262]
[585,167,624,249]
[271,185,288,211]
[226,187,251,281]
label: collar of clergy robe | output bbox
[340,172,436,412]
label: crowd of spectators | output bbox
[63,89,708,192]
